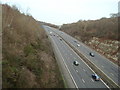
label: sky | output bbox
[1,0,119,25]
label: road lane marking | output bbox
[91,78,94,82]
[62,40,110,88]
[76,70,78,73]
[52,37,79,88]
[67,42,118,88]
[83,69,86,72]
[111,73,114,76]
[74,57,76,59]
[82,79,85,83]
[75,38,118,68]
[102,65,104,68]
[46,26,111,88]
[55,29,119,88]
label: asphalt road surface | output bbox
[43,25,109,88]
[44,25,119,87]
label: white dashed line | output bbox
[102,66,104,68]
[83,69,86,72]
[48,26,111,88]
[91,78,94,82]
[51,36,79,88]
[62,41,110,88]
[74,57,76,59]
[76,70,78,72]
[111,73,114,76]
[82,79,85,83]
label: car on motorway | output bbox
[74,40,77,43]
[54,35,55,36]
[50,32,52,34]
[92,74,100,81]
[60,38,62,41]
[73,61,79,66]
[57,35,59,37]
[49,32,52,36]
[77,44,80,47]
[89,52,95,57]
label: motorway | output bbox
[45,25,119,88]
[43,25,109,88]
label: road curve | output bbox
[43,25,109,88]
[45,25,119,88]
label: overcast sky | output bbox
[1,0,119,25]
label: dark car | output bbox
[73,61,79,66]
[92,74,100,81]
[74,40,77,43]
[60,38,62,41]
[89,52,95,57]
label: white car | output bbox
[49,32,52,36]
[77,44,80,47]
[50,32,52,34]
[92,74,100,81]
[89,52,95,57]
[73,61,79,66]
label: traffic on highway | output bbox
[47,25,119,88]
[43,25,112,88]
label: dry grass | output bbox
[61,17,118,42]
[60,17,119,65]
[2,4,64,88]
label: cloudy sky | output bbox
[1,0,119,25]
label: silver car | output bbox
[73,61,79,66]
[92,74,100,81]
[89,52,95,57]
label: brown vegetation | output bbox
[60,18,118,42]
[60,17,119,65]
[2,4,64,88]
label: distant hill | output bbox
[39,21,59,29]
